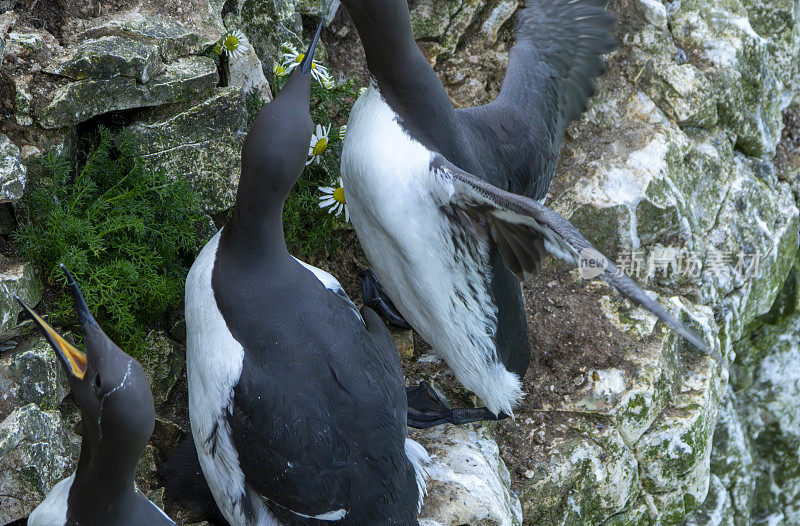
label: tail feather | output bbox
[404,438,430,514]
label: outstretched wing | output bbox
[456,0,615,200]
[430,153,716,360]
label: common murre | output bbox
[185,23,429,525]
[21,266,174,526]
[339,0,713,417]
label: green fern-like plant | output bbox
[14,127,205,357]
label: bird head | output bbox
[16,266,155,462]
[240,21,324,199]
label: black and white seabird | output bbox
[185,23,428,526]
[340,0,713,417]
[20,266,174,526]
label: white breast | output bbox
[27,473,73,526]
[185,230,279,526]
[341,86,522,416]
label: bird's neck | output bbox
[346,4,483,173]
[224,197,290,263]
[68,437,141,518]
[353,12,447,110]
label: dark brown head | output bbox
[16,266,155,466]
[239,22,324,201]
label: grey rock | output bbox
[668,0,798,157]
[295,0,341,25]
[709,394,754,526]
[10,74,34,126]
[0,259,42,337]
[412,424,522,526]
[410,0,485,60]
[135,444,165,508]
[127,88,248,213]
[0,336,69,418]
[75,6,224,62]
[0,134,26,203]
[0,404,80,524]
[52,36,162,83]
[139,331,185,410]
[725,286,800,523]
[480,0,518,44]
[638,0,669,27]
[237,0,301,75]
[646,63,718,127]
[5,31,44,55]
[634,356,722,502]
[682,475,735,526]
[520,419,639,525]
[226,37,272,102]
[36,55,218,129]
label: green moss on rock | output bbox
[53,36,162,83]
[127,87,248,214]
[36,55,218,129]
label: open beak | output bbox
[15,295,87,379]
[300,20,324,75]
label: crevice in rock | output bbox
[14,0,65,42]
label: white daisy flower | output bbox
[307,124,331,165]
[220,29,247,59]
[280,42,299,56]
[318,178,349,222]
[281,42,334,88]
[338,125,347,141]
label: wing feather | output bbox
[431,154,717,361]
[456,0,616,199]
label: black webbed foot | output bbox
[359,268,412,329]
[406,381,510,429]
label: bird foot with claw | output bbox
[406,381,509,429]
[359,268,412,329]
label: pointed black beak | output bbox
[14,294,87,379]
[300,20,324,75]
[60,264,99,329]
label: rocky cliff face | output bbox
[0,0,798,524]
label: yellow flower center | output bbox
[312,138,328,156]
[333,187,346,204]
[223,35,240,51]
[294,54,317,69]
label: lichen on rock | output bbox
[127,88,249,214]
[51,35,162,83]
[412,424,522,526]
[0,134,27,203]
[0,260,41,336]
[36,55,219,129]
[0,404,80,524]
